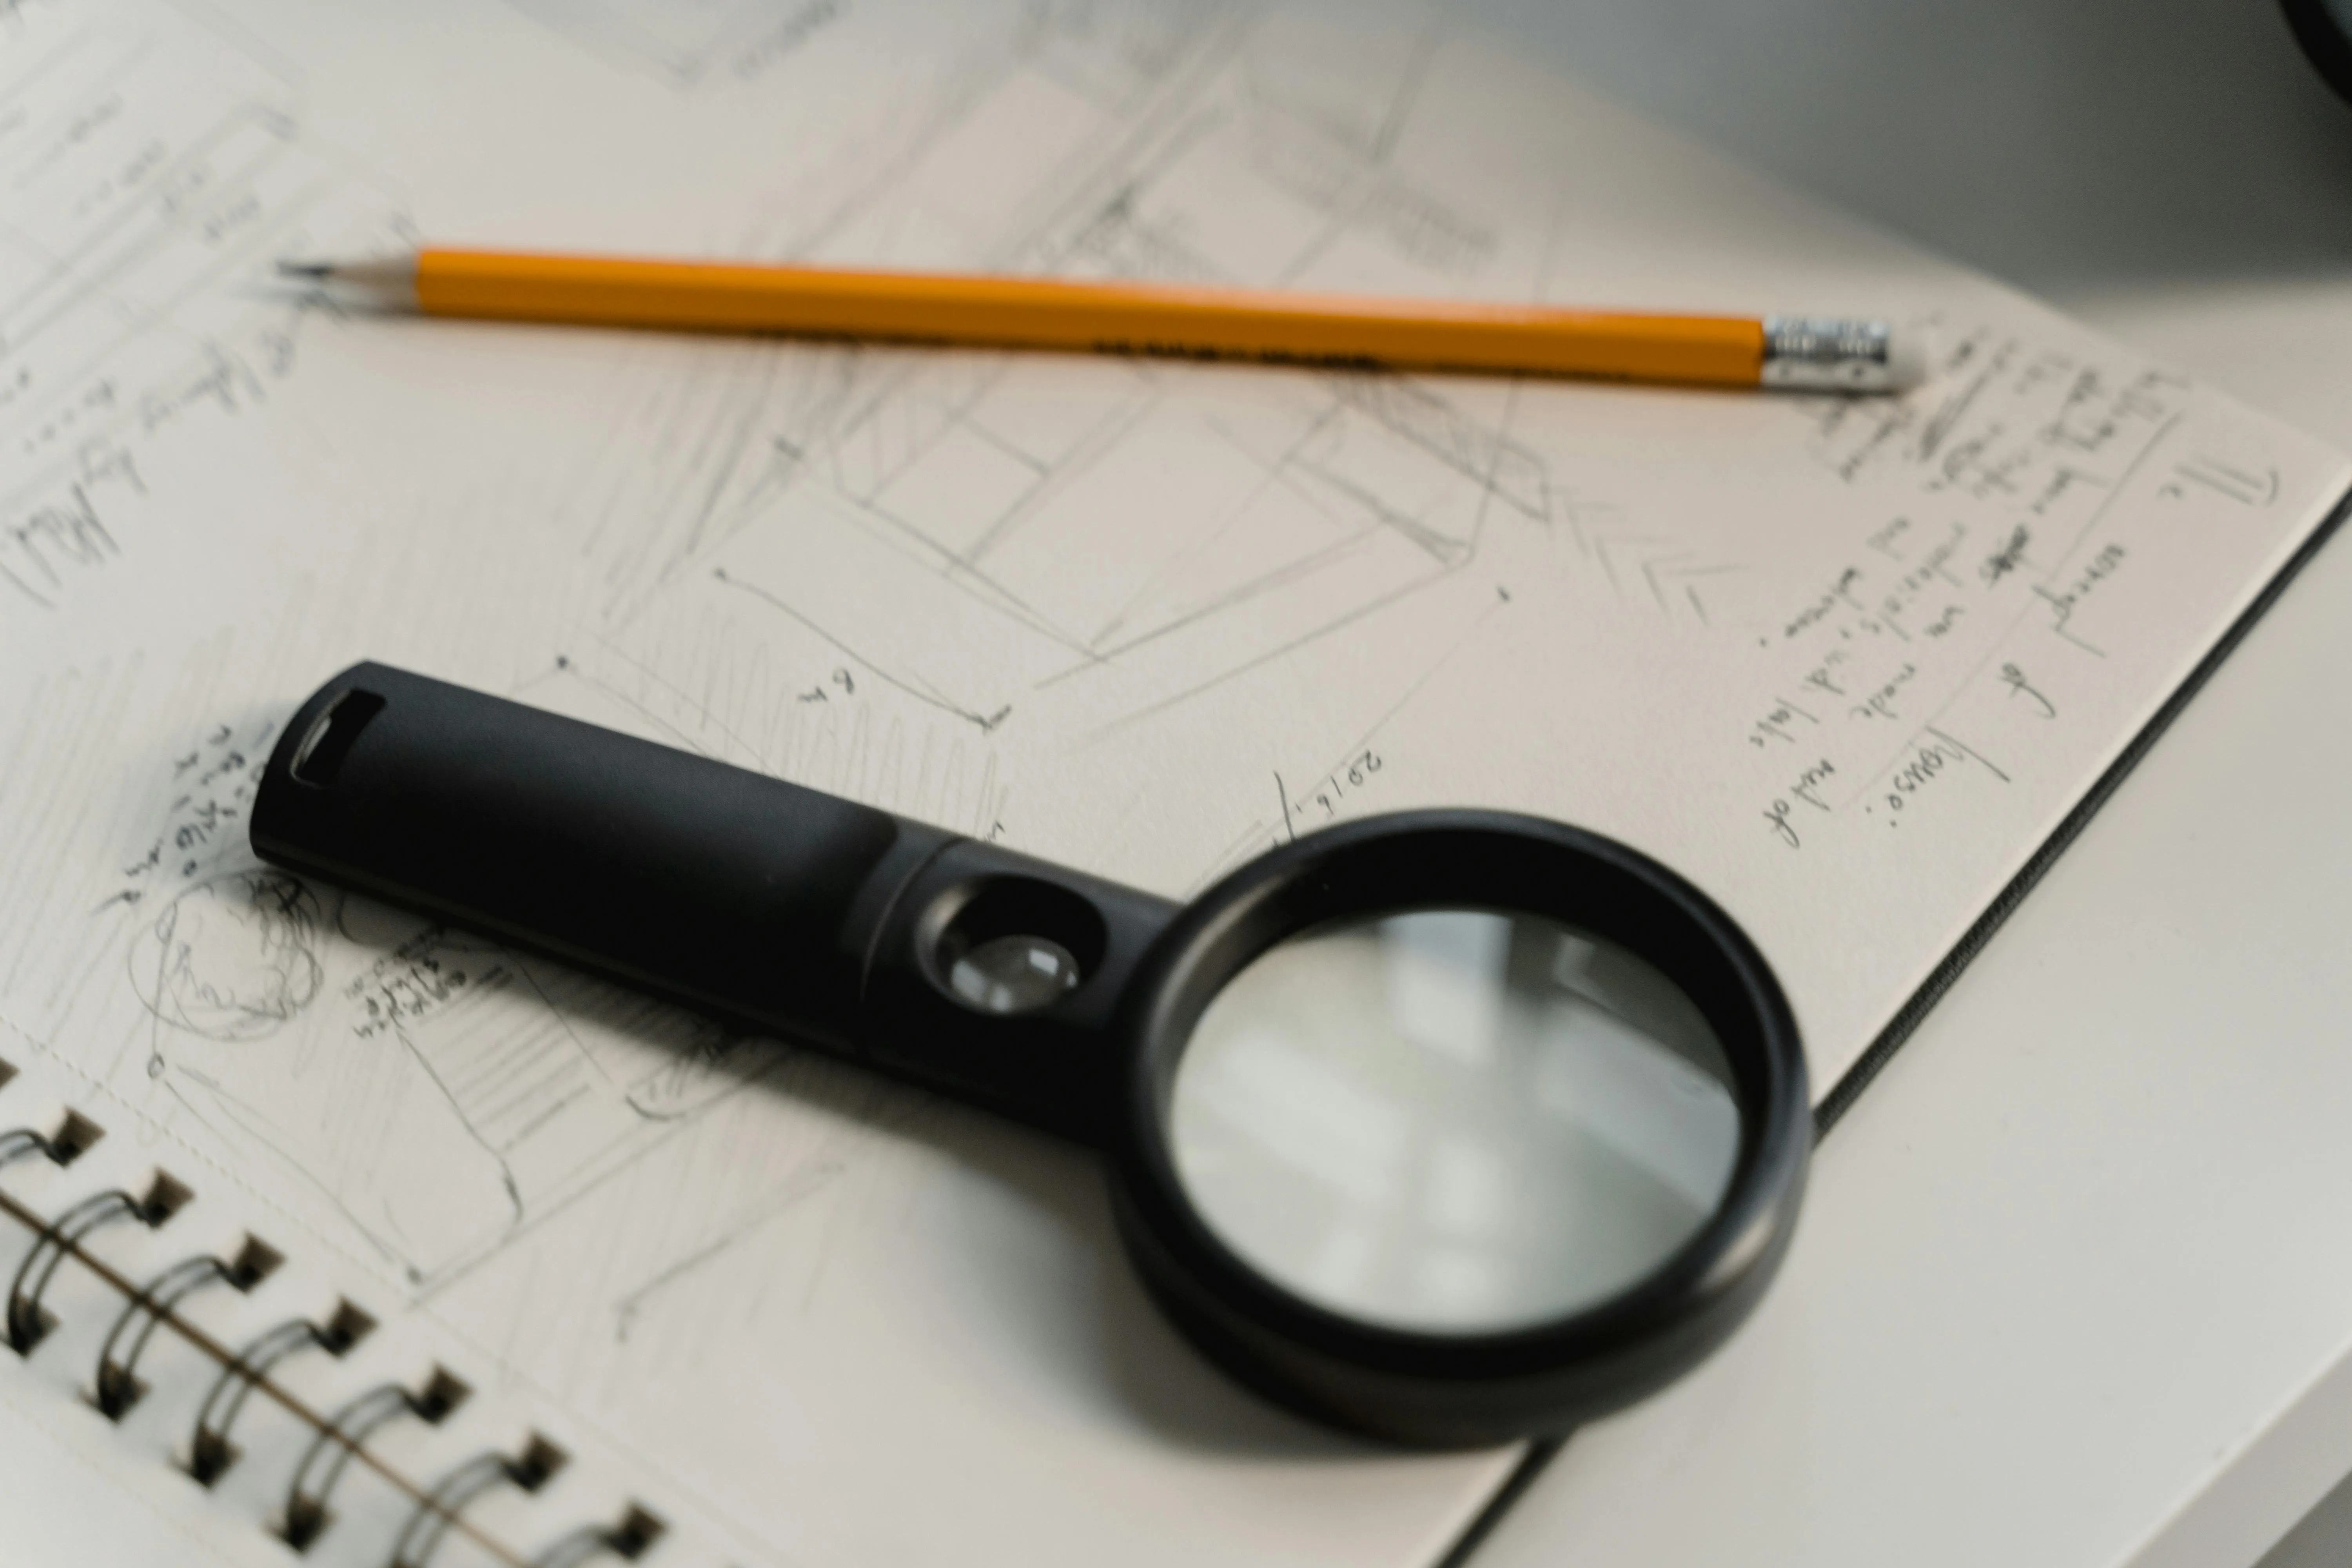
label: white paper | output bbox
[0,0,2343,1563]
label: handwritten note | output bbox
[0,2,407,635]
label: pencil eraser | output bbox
[1884,327,1932,392]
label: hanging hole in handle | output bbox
[289,689,386,788]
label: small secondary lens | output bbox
[1166,907,1740,1334]
[948,933,1083,1015]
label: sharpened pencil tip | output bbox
[276,260,332,279]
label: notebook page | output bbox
[0,0,2343,1563]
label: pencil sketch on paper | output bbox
[58,670,778,1289]
[127,866,325,1042]
[0,0,2249,1307]
[0,597,1028,1295]
[543,0,1689,779]
[0,0,407,629]
[501,0,846,88]
[0,14,2344,1551]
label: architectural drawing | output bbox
[546,0,1600,837]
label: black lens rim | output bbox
[1103,809,1809,1447]
[2282,0,2352,107]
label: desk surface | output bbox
[1454,1,2352,1564]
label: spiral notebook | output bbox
[0,0,2345,1563]
[0,1043,688,1567]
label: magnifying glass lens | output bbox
[1168,908,1741,1335]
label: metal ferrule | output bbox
[1760,316,1901,392]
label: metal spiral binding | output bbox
[0,1118,103,1354]
[0,1092,654,1566]
[189,1303,371,1485]
[528,1505,667,1566]
[387,1436,568,1568]
[0,1127,56,1169]
[281,1370,470,1552]
[93,1254,231,1416]
[93,1235,278,1419]
[9,1189,145,1352]
[0,1109,103,1174]
[528,1531,613,1568]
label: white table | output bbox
[1445,1,2352,1563]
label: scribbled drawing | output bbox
[128,869,324,1041]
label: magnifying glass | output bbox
[251,662,1808,1446]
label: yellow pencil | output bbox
[279,248,1926,393]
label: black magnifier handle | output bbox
[250,662,1180,1142]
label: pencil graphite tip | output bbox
[272,254,421,305]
